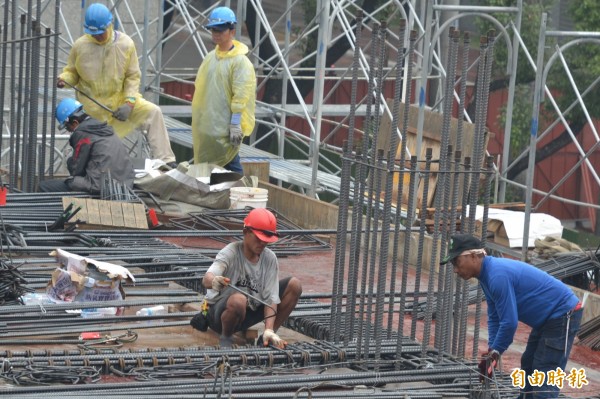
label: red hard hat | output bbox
[244,208,279,243]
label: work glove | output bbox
[478,348,500,382]
[263,328,287,349]
[229,113,243,146]
[113,104,133,121]
[211,275,230,292]
[56,78,65,88]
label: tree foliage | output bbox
[473,0,556,85]
[475,1,600,185]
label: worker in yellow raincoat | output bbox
[57,3,176,166]
[191,6,256,173]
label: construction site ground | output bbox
[2,192,600,398]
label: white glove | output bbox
[211,275,230,292]
[229,113,243,146]
[263,328,287,349]
[113,104,133,121]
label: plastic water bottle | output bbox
[81,307,117,318]
[136,305,167,316]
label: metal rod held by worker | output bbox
[62,81,116,114]
[228,284,277,316]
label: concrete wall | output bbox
[571,286,600,325]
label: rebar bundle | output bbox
[328,17,496,365]
[577,315,600,351]
[0,259,32,305]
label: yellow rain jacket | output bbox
[192,40,256,166]
[59,26,152,139]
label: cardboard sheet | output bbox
[475,205,563,248]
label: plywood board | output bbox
[109,201,125,227]
[62,198,148,229]
[121,203,137,228]
[242,161,270,182]
[62,197,89,222]
[133,203,149,229]
[376,100,485,209]
[98,200,114,226]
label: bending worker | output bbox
[39,98,134,194]
[191,6,256,174]
[57,2,176,167]
[441,234,583,399]
[200,208,302,347]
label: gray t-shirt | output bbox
[205,241,280,310]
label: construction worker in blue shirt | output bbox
[191,6,256,174]
[57,3,176,167]
[441,234,583,399]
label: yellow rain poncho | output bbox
[59,26,175,163]
[192,40,256,166]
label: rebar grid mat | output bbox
[169,207,332,254]
[0,342,525,398]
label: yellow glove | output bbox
[263,328,287,349]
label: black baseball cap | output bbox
[440,234,484,265]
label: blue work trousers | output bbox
[224,153,243,174]
[518,307,583,398]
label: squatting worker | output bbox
[191,6,256,174]
[57,3,177,167]
[201,208,302,348]
[441,234,583,399]
[38,98,134,194]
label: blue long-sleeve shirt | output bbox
[478,256,578,353]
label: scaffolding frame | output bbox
[1,1,600,235]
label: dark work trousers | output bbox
[224,153,243,174]
[519,307,583,398]
[207,277,292,335]
[38,178,72,193]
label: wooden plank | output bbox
[133,203,149,229]
[425,203,526,219]
[86,198,102,225]
[63,197,88,222]
[98,200,113,226]
[110,201,125,227]
[376,100,487,210]
[121,203,137,228]
[64,198,149,229]
[258,181,339,230]
[242,161,270,182]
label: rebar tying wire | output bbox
[0,363,101,386]
[77,330,139,353]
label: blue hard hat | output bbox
[84,3,113,35]
[205,7,237,29]
[56,98,84,129]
